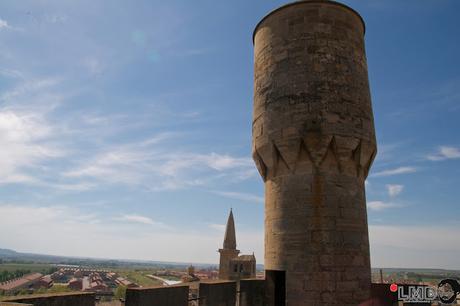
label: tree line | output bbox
[0,269,31,282]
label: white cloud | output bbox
[0,72,253,193]
[0,76,88,188]
[0,18,10,30]
[114,214,155,225]
[46,182,95,191]
[204,153,252,171]
[0,68,24,79]
[64,144,255,191]
[0,109,63,185]
[138,132,179,146]
[208,223,226,232]
[212,191,264,204]
[386,184,404,197]
[0,110,50,141]
[0,77,253,191]
[427,146,460,161]
[2,203,459,268]
[159,153,252,175]
[367,201,402,211]
[64,149,147,184]
[0,203,263,264]
[372,166,417,177]
[0,204,97,226]
[1,77,61,105]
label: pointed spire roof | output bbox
[223,209,237,249]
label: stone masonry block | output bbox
[239,279,265,306]
[199,281,236,306]
[125,285,189,306]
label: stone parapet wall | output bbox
[0,292,95,306]
[0,281,400,305]
[239,279,265,306]
[198,280,236,306]
[125,284,189,306]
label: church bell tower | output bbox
[218,209,240,279]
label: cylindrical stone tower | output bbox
[252,1,377,305]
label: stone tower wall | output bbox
[218,249,240,280]
[252,1,377,305]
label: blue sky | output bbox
[0,0,458,269]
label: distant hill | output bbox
[0,247,219,269]
[0,248,458,273]
[0,248,18,256]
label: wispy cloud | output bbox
[64,149,148,184]
[0,71,253,193]
[114,214,155,225]
[208,223,226,232]
[0,203,263,263]
[0,108,63,185]
[386,184,404,197]
[0,74,81,188]
[0,204,99,226]
[45,182,95,192]
[367,201,403,211]
[427,146,460,161]
[0,68,24,79]
[64,142,254,191]
[372,166,417,177]
[0,18,10,30]
[161,153,252,173]
[212,191,264,204]
[1,77,62,106]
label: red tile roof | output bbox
[0,273,43,291]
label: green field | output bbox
[117,270,162,287]
[0,264,163,287]
[0,263,56,283]
[0,263,53,273]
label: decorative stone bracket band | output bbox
[252,135,376,181]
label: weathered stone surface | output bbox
[239,279,265,306]
[252,0,376,305]
[125,285,189,306]
[199,281,236,306]
[0,292,94,306]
